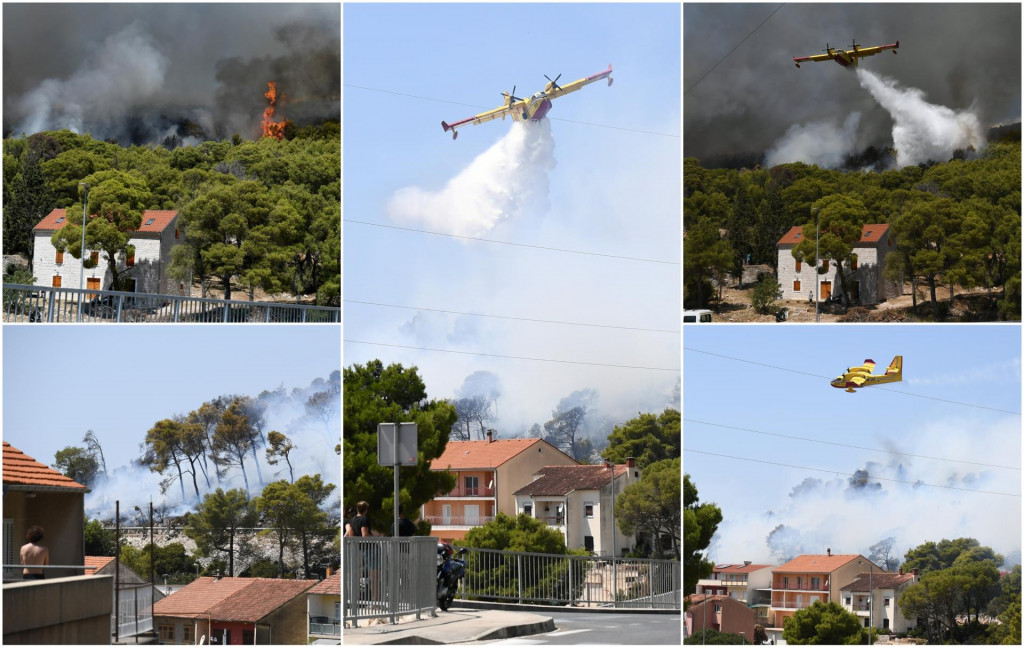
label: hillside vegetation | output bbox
[684,138,1021,321]
[3,124,340,305]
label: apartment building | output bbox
[840,570,918,633]
[696,562,774,626]
[768,551,878,638]
[424,432,577,543]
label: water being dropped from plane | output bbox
[387,120,556,238]
[856,68,986,168]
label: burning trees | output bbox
[261,81,287,140]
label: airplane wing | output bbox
[441,100,525,140]
[793,53,834,67]
[851,41,900,59]
[544,64,614,101]
[847,375,867,387]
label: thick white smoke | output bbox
[765,112,861,169]
[15,23,167,136]
[386,120,556,237]
[706,416,1021,568]
[857,69,986,168]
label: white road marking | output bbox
[553,629,593,636]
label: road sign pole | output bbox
[393,422,400,538]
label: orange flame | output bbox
[261,81,286,140]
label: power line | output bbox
[345,339,680,372]
[685,419,1021,471]
[346,219,680,265]
[685,3,786,94]
[685,448,1021,498]
[345,84,679,138]
[684,347,1021,415]
[346,299,679,334]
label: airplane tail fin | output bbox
[441,121,458,140]
[886,355,902,380]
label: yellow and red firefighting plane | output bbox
[794,39,899,69]
[441,64,613,140]
[831,356,902,393]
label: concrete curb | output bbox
[344,610,556,645]
[451,599,681,615]
[470,616,557,642]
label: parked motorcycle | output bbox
[436,543,468,611]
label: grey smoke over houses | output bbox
[684,3,1020,166]
[706,415,1021,568]
[3,3,339,144]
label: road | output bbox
[476,610,681,645]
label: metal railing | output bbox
[423,515,495,527]
[343,537,437,626]
[458,547,680,609]
[2,284,339,323]
[309,619,341,636]
[437,485,496,498]
[773,582,829,591]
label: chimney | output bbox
[486,430,493,443]
[744,560,752,566]
[603,459,612,469]
[898,566,902,575]
[827,547,831,557]
[626,457,636,468]
[913,568,919,578]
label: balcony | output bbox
[539,515,565,527]
[772,601,818,610]
[309,618,341,637]
[424,515,495,527]
[773,583,829,592]
[437,485,496,498]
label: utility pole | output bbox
[78,182,88,322]
[814,206,820,323]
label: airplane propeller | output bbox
[509,85,522,102]
[544,73,562,90]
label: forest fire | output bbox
[261,81,286,140]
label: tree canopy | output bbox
[616,457,681,559]
[601,408,680,469]
[683,473,722,594]
[683,139,1022,319]
[342,360,457,531]
[782,600,863,644]
[2,128,340,305]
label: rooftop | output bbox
[34,209,178,233]
[430,438,574,470]
[713,563,774,574]
[840,572,916,592]
[307,572,341,596]
[775,554,866,573]
[513,464,628,496]
[778,224,889,246]
[2,441,89,492]
[152,577,316,621]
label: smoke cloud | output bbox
[3,4,339,144]
[684,4,1020,167]
[856,69,986,167]
[386,120,556,237]
[707,416,1021,568]
[765,112,861,168]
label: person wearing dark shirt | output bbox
[352,501,379,602]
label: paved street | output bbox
[476,610,681,645]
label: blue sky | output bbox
[3,326,340,514]
[685,325,1021,566]
[343,3,681,437]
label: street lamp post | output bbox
[813,206,820,323]
[860,559,874,645]
[78,182,88,322]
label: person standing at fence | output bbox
[392,508,417,537]
[352,501,380,604]
[20,525,49,580]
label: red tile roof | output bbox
[840,572,915,592]
[513,464,628,496]
[775,554,864,573]
[713,563,773,574]
[2,442,89,492]
[84,556,115,574]
[34,209,177,233]
[206,579,316,622]
[778,224,889,246]
[153,577,317,622]
[430,438,573,470]
[308,572,341,596]
[153,577,251,618]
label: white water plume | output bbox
[765,112,861,169]
[857,69,986,168]
[387,120,556,237]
